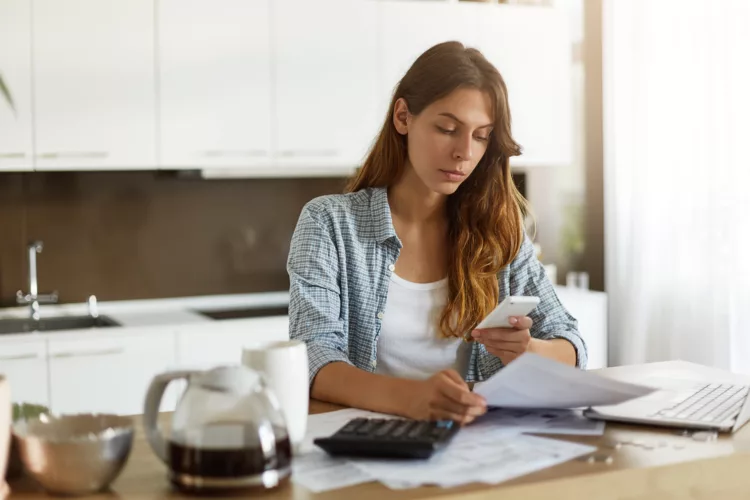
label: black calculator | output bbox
[313,417,460,459]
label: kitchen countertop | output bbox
[0,291,290,340]
[0,285,594,323]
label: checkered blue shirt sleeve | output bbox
[287,205,354,386]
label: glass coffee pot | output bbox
[143,365,291,494]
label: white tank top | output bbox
[374,272,461,380]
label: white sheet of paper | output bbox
[471,407,606,436]
[473,352,656,408]
[292,409,395,492]
[350,426,596,489]
[292,449,373,493]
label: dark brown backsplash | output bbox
[0,172,347,306]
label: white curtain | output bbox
[603,0,750,374]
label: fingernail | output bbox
[509,317,518,325]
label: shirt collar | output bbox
[369,186,400,246]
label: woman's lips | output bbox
[440,169,466,182]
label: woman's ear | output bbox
[393,98,410,135]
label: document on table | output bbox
[292,450,373,493]
[293,408,599,492]
[350,424,596,489]
[473,352,657,408]
[471,407,605,436]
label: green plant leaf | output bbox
[12,402,49,421]
[0,73,17,115]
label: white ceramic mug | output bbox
[241,340,308,449]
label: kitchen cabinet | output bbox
[475,5,573,167]
[271,0,381,173]
[32,0,156,170]
[0,309,291,416]
[381,1,572,168]
[380,1,480,115]
[0,0,573,174]
[554,287,608,369]
[47,328,177,415]
[158,0,273,170]
[0,0,34,171]
[0,337,49,407]
[177,316,289,369]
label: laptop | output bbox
[584,378,750,433]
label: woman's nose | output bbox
[452,134,473,161]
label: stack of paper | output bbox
[293,353,656,493]
[348,423,597,490]
[292,409,598,492]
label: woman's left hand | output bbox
[470,316,535,365]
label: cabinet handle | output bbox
[37,152,109,159]
[0,353,39,361]
[277,149,339,158]
[0,152,25,159]
[200,150,267,158]
[52,348,124,358]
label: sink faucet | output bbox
[16,241,59,320]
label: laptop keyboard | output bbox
[653,383,749,423]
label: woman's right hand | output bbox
[406,369,488,424]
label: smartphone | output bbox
[475,296,540,329]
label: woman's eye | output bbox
[475,136,489,142]
[437,126,455,135]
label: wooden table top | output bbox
[8,360,750,500]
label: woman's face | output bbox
[393,87,494,196]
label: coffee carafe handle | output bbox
[143,370,196,463]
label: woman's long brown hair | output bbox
[346,41,528,338]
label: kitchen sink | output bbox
[0,315,120,335]
[196,305,288,320]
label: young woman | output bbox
[287,41,587,425]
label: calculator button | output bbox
[340,418,367,434]
[407,422,431,439]
[430,426,447,438]
[374,419,399,437]
[356,419,383,435]
[391,420,415,437]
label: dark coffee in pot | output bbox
[167,423,292,493]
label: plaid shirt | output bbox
[287,187,587,386]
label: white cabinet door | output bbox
[0,0,33,171]
[272,0,381,173]
[0,338,49,407]
[158,0,272,170]
[554,287,608,369]
[380,1,480,115]
[48,329,177,415]
[32,0,156,170]
[476,5,572,167]
[177,316,289,369]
